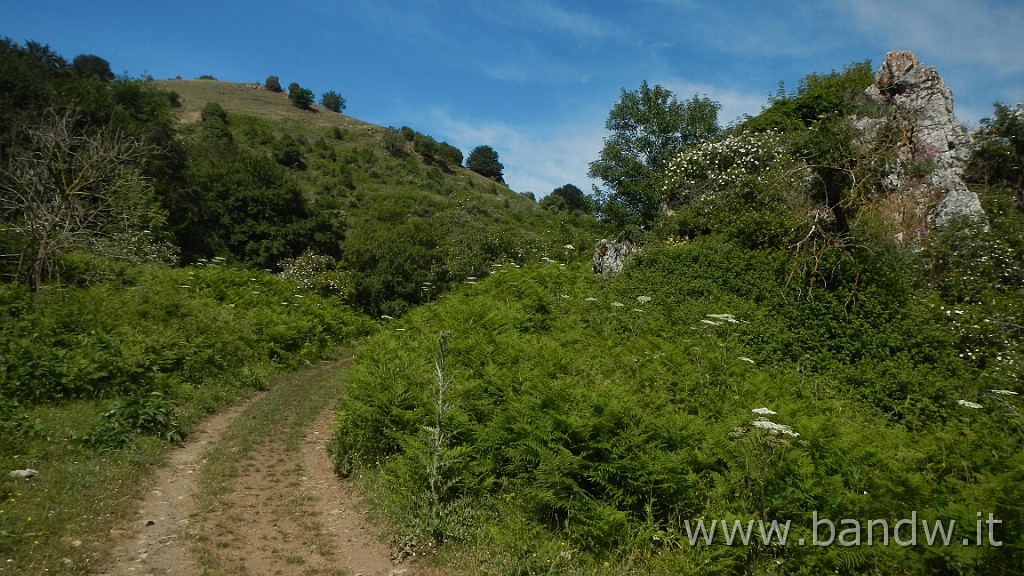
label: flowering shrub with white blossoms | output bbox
[278,252,353,298]
[661,129,806,206]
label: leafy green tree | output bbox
[71,54,114,81]
[544,183,590,213]
[539,193,568,212]
[287,82,313,110]
[465,145,504,182]
[589,81,720,227]
[264,75,282,92]
[319,90,346,113]
[969,101,1024,191]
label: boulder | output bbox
[592,239,637,277]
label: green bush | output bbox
[0,263,373,406]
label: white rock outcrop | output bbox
[864,51,985,231]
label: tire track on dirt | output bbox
[101,359,416,576]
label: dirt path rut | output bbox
[101,361,415,576]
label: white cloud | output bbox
[429,108,606,196]
[843,0,1024,78]
[515,0,622,39]
[663,80,769,127]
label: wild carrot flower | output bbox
[957,399,983,409]
[751,419,799,437]
[751,407,776,415]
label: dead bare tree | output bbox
[0,109,171,289]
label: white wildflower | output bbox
[381,315,395,321]
[636,295,652,304]
[991,389,1019,395]
[751,419,799,437]
[957,400,983,409]
[564,244,575,250]
[751,407,777,415]
[701,319,722,326]
[610,301,625,307]
[585,297,598,302]
[707,313,740,323]
[738,357,755,364]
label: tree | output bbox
[969,101,1024,191]
[0,109,171,289]
[545,183,590,212]
[265,75,282,92]
[588,81,720,226]
[287,82,313,110]
[466,145,504,182]
[71,54,114,81]
[320,90,346,113]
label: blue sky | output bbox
[6,1,1023,196]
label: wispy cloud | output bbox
[516,0,622,39]
[843,0,1024,78]
[429,108,606,196]
[663,80,770,127]
[839,0,1024,121]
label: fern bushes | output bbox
[331,245,1023,575]
[1,261,373,445]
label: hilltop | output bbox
[157,78,376,129]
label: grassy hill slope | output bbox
[154,78,606,316]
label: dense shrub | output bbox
[0,263,373,406]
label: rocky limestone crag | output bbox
[863,51,985,233]
[592,238,637,277]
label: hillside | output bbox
[156,77,530,198]
[150,78,604,316]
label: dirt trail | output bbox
[101,362,415,576]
